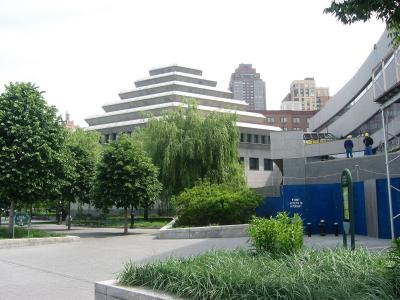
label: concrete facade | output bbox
[85,65,282,188]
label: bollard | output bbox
[319,219,326,236]
[333,222,339,236]
[306,222,312,237]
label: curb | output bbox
[95,280,184,300]
[0,235,80,249]
[158,223,249,239]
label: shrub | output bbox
[171,181,262,227]
[247,213,303,254]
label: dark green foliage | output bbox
[118,249,398,300]
[0,82,67,203]
[324,0,400,45]
[60,128,101,204]
[248,213,303,254]
[137,102,244,197]
[171,181,261,227]
[94,134,162,233]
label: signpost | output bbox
[341,169,355,250]
[13,212,31,238]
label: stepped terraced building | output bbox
[85,65,282,187]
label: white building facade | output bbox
[85,65,282,188]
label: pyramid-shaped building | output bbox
[85,65,281,187]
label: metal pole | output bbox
[381,108,395,240]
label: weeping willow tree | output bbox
[136,102,244,197]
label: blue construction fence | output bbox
[256,178,400,239]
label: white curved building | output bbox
[85,65,282,187]
[309,31,400,151]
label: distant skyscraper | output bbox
[280,78,330,111]
[229,64,266,110]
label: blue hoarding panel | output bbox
[259,182,367,235]
[376,178,400,239]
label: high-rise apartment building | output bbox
[229,64,266,110]
[280,78,329,111]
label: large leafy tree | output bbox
[324,0,400,45]
[136,103,245,198]
[94,135,162,234]
[0,82,67,237]
[60,128,101,229]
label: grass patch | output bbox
[0,226,64,239]
[72,216,171,229]
[118,249,399,300]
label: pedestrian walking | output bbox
[363,132,374,155]
[344,135,354,158]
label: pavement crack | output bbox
[0,258,93,284]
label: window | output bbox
[254,135,259,143]
[239,157,244,164]
[264,159,273,171]
[261,135,266,144]
[247,134,252,143]
[112,133,117,140]
[267,136,271,144]
[104,134,110,143]
[249,158,259,170]
[280,117,287,123]
[127,131,132,136]
[293,117,300,124]
[240,133,245,142]
[267,117,275,123]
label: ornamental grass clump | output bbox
[118,248,398,300]
[247,212,303,254]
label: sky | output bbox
[0,0,386,126]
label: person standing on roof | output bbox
[344,135,354,158]
[363,132,374,156]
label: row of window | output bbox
[266,117,302,124]
[239,157,273,171]
[103,131,131,143]
[240,133,271,144]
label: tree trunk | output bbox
[144,207,149,221]
[8,201,15,238]
[123,207,128,234]
[67,201,71,230]
[29,203,33,220]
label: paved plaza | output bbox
[0,223,393,299]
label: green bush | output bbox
[248,212,303,254]
[171,181,262,227]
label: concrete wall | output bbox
[281,152,400,185]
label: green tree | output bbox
[60,128,101,229]
[136,102,244,199]
[0,82,67,237]
[94,134,162,233]
[324,0,400,45]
